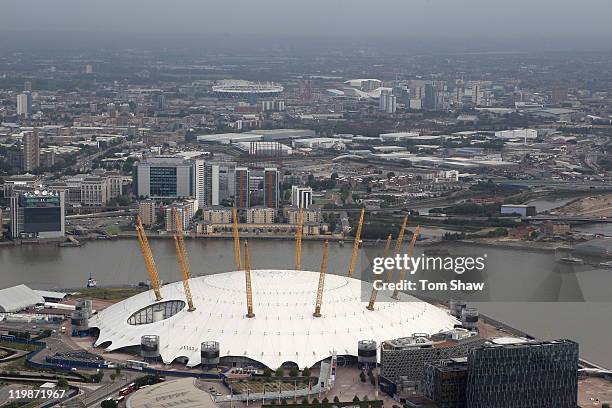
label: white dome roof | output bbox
[90,269,458,368]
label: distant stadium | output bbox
[212,80,283,98]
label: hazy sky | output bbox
[1,0,611,50]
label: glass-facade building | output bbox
[466,339,578,408]
[135,157,193,199]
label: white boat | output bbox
[559,257,584,265]
[598,261,612,268]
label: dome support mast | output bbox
[347,208,365,278]
[313,240,329,317]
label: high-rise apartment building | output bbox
[17,92,32,118]
[291,186,313,209]
[379,90,397,114]
[263,168,279,209]
[22,130,40,172]
[138,200,157,226]
[234,167,250,209]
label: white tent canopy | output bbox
[0,284,45,313]
[91,269,458,368]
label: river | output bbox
[0,239,611,369]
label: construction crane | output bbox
[294,208,303,270]
[347,207,365,278]
[243,240,255,318]
[233,207,242,270]
[392,226,421,300]
[313,240,329,317]
[172,209,195,312]
[135,217,162,301]
[385,216,408,284]
[366,233,393,311]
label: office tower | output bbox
[379,90,397,114]
[138,200,156,226]
[472,83,482,106]
[107,103,117,118]
[379,89,390,111]
[234,167,250,209]
[17,92,32,118]
[423,83,438,110]
[156,92,167,110]
[135,157,194,198]
[85,64,93,74]
[466,339,578,408]
[423,358,468,408]
[290,186,313,209]
[22,130,40,172]
[10,189,65,239]
[263,167,279,209]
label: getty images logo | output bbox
[372,253,487,276]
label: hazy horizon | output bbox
[1,0,612,52]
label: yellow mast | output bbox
[366,233,393,311]
[244,240,255,318]
[347,207,365,278]
[135,217,162,301]
[233,207,242,270]
[385,216,408,284]
[392,226,421,300]
[172,209,196,311]
[294,208,303,270]
[313,240,329,317]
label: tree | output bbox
[92,371,104,383]
[289,367,299,377]
[363,395,369,401]
[352,395,360,402]
[101,400,117,408]
[281,399,287,405]
[312,397,319,404]
[322,397,329,403]
[301,367,310,377]
[110,373,116,381]
[56,377,69,388]
[387,172,395,179]
[275,367,284,377]
[359,371,367,382]
[301,397,309,404]
[263,367,272,378]
[333,396,340,403]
